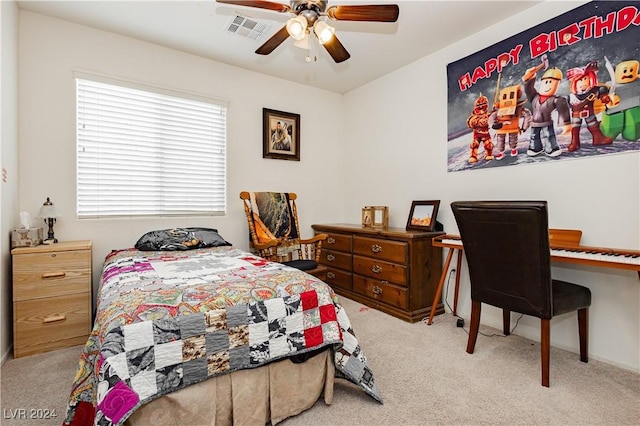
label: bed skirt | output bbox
[124,349,334,425]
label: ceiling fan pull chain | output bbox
[306,36,317,63]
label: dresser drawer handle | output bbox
[372,285,383,295]
[43,314,66,324]
[327,272,336,279]
[372,265,382,274]
[327,237,336,245]
[42,272,66,279]
[327,254,336,262]
[371,244,382,253]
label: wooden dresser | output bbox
[312,224,444,323]
[12,240,92,358]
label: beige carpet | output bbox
[2,296,639,425]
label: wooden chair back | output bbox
[239,191,323,264]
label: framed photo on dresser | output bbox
[406,200,440,231]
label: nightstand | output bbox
[12,240,92,358]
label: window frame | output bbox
[75,71,228,219]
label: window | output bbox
[76,75,227,218]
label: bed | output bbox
[64,228,381,426]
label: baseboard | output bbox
[475,315,640,374]
[1,344,13,366]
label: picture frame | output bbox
[366,206,389,229]
[263,108,300,161]
[406,200,440,231]
[361,207,373,227]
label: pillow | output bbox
[135,227,231,251]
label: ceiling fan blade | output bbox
[255,25,290,55]
[323,34,351,63]
[326,4,399,22]
[216,0,290,13]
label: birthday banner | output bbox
[446,1,640,172]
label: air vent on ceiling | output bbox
[226,14,271,41]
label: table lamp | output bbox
[37,197,61,243]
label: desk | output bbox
[427,232,640,325]
[428,235,463,325]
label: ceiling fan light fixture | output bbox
[313,20,335,44]
[286,15,307,40]
[293,32,310,50]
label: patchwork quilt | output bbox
[64,246,380,426]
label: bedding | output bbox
[124,349,335,425]
[64,245,380,426]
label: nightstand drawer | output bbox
[353,236,407,264]
[14,292,90,357]
[13,249,91,300]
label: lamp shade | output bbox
[286,15,308,40]
[314,20,335,44]
[37,197,62,219]
[293,32,310,50]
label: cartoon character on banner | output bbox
[566,61,613,151]
[601,58,640,142]
[522,62,571,157]
[466,93,494,163]
[489,84,532,160]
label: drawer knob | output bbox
[327,254,336,262]
[372,285,383,295]
[43,314,66,324]
[372,265,382,274]
[371,244,382,253]
[327,272,336,279]
[42,271,66,279]
[327,237,336,245]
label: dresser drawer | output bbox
[13,248,92,301]
[322,232,352,252]
[14,292,90,356]
[353,236,407,264]
[353,255,407,285]
[324,267,352,291]
[353,275,407,310]
[320,249,352,271]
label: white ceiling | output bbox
[16,0,541,94]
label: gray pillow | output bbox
[135,227,231,251]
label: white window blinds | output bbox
[76,76,227,218]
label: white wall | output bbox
[343,1,640,371]
[1,0,20,364]
[18,11,346,299]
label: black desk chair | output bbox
[451,200,591,387]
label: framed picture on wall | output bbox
[406,200,440,231]
[263,108,300,161]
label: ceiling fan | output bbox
[217,0,399,63]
